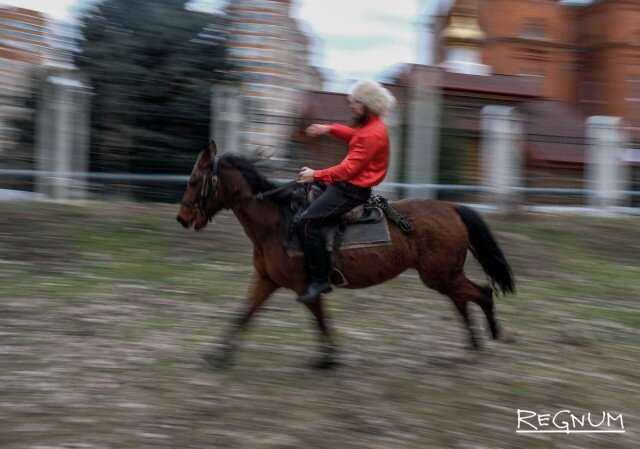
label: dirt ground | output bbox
[0,202,638,448]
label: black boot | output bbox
[297,239,332,304]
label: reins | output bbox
[182,155,298,221]
[254,180,298,201]
[182,155,414,235]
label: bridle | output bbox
[180,155,226,222]
[180,154,298,222]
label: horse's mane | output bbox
[221,154,278,195]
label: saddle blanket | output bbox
[281,206,392,256]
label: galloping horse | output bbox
[176,141,515,368]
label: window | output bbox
[519,18,548,40]
[0,19,44,33]
[581,78,608,116]
[627,75,640,126]
[0,28,45,43]
[629,75,640,100]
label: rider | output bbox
[296,79,396,304]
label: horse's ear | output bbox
[208,140,218,156]
[198,140,217,165]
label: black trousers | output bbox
[297,182,372,261]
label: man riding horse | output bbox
[297,79,396,304]
[177,80,514,366]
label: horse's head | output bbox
[176,140,227,231]
[177,140,280,230]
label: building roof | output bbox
[299,77,588,165]
[300,91,351,124]
[393,63,539,98]
[300,83,405,124]
[443,72,538,98]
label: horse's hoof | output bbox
[311,353,340,370]
[498,329,517,343]
[199,350,232,369]
[469,337,482,351]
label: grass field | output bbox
[1,201,638,448]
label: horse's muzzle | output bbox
[176,215,188,228]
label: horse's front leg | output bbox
[304,297,339,369]
[201,274,277,368]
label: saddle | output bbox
[279,182,391,286]
[304,182,382,224]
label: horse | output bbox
[176,141,515,369]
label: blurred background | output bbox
[0,0,638,208]
[0,1,639,448]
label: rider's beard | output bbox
[351,107,371,128]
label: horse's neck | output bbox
[233,199,281,248]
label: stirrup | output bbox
[329,268,348,287]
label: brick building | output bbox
[224,0,323,159]
[0,5,51,180]
[429,0,640,202]
[473,0,640,139]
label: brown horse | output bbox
[176,141,515,368]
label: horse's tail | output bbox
[455,205,515,295]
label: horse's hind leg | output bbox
[448,288,481,350]
[477,284,500,340]
[201,274,277,368]
[418,270,483,349]
[304,297,339,369]
[441,277,501,348]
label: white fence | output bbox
[1,169,639,215]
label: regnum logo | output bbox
[517,409,625,434]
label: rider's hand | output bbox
[306,124,329,137]
[298,167,315,184]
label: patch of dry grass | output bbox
[0,202,638,448]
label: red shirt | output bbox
[313,115,389,188]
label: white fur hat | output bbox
[348,79,396,115]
